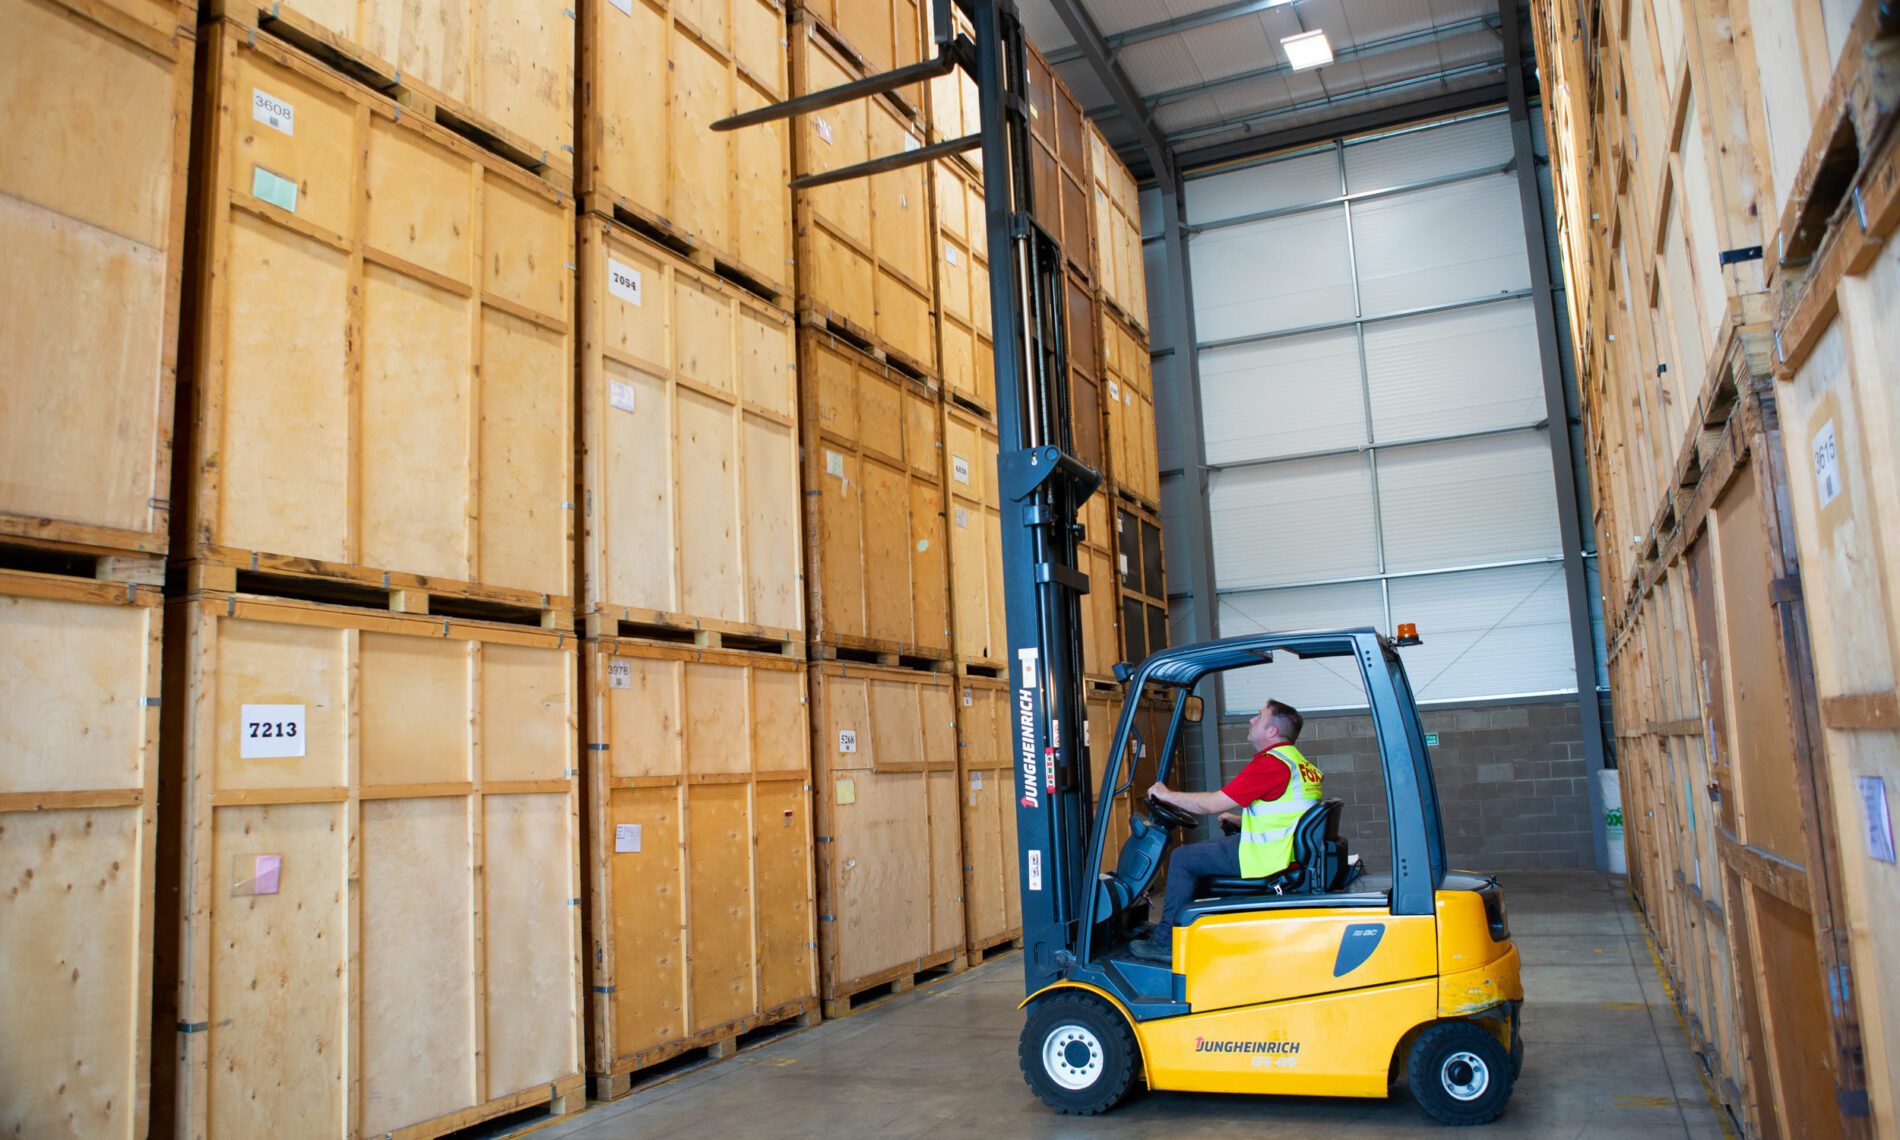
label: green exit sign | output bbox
[1424,733,1440,746]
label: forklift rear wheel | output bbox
[1405,1020,1516,1126]
[1020,992,1139,1115]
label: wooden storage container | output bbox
[179,22,575,619]
[942,401,1005,670]
[203,0,573,186]
[791,15,938,380]
[1089,124,1147,333]
[791,0,925,112]
[1067,267,1105,473]
[1101,309,1158,507]
[578,0,793,304]
[152,592,584,1138]
[954,674,1021,957]
[1115,501,1167,667]
[1,0,193,557]
[1080,489,1119,682]
[578,218,804,645]
[1084,681,1165,873]
[582,638,818,1099]
[800,331,951,659]
[933,157,995,416]
[809,660,964,1012]
[1026,44,1093,280]
[923,1,978,150]
[0,567,162,1140]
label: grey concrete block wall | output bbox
[1206,698,1594,872]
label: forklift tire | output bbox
[1019,991,1140,1115]
[1405,1020,1516,1126]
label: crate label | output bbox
[955,506,968,529]
[252,88,295,135]
[1083,718,1090,747]
[609,380,636,413]
[1107,379,1120,402]
[835,778,856,805]
[1812,419,1841,508]
[240,704,306,759]
[952,455,971,484]
[1118,552,1128,576]
[904,132,920,152]
[251,167,299,214]
[962,687,974,707]
[945,243,959,267]
[606,0,632,13]
[608,659,633,689]
[615,823,642,853]
[900,192,910,210]
[1028,849,1043,891]
[230,853,282,898]
[608,259,643,305]
[838,729,857,753]
[825,449,845,477]
[1859,777,1895,864]
[816,116,833,145]
[970,771,982,790]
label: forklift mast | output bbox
[715,0,1097,996]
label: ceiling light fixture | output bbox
[1280,28,1334,71]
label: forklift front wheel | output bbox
[1405,1020,1516,1126]
[1019,992,1140,1115]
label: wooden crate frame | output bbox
[789,0,926,119]
[791,14,940,382]
[1113,499,1167,669]
[942,401,1004,670]
[1100,306,1158,509]
[931,155,995,417]
[0,567,163,1140]
[152,591,584,1139]
[178,21,576,616]
[204,0,574,189]
[577,0,794,307]
[581,637,820,1097]
[1026,43,1094,282]
[1,0,194,558]
[799,330,953,661]
[578,216,806,647]
[953,674,1020,953]
[1088,122,1147,335]
[808,659,965,1003]
[1079,490,1120,683]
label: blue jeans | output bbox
[1153,833,1242,943]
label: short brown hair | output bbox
[1265,700,1303,743]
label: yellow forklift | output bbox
[717,0,1525,1123]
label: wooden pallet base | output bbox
[184,557,573,631]
[967,929,1023,964]
[401,1074,585,1140]
[0,536,164,588]
[1083,676,1123,697]
[209,1,573,193]
[589,1001,821,1102]
[1112,483,1160,514]
[950,658,1006,679]
[809,640,953,673]
[1097,292,1147,342]
[822,950,966,1020]
[584,608,804,657]
[798,309,937,386]
[581,194,792,312]
[944,387,995,424]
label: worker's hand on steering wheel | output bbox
[1144,784,1199,831]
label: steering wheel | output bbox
[1145,795,1199,832]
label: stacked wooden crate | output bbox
[791,0,969,1016]
[574,0,818,1099]
[2,0,191,1133]
[153,13,584,1137]
[1531,0,1900,1132]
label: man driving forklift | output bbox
[1130,699,1320,961]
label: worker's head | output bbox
[1248,700,1304,749]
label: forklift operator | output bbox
[1128,699,1320,961]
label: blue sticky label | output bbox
[252,166,299,213]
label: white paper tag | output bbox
[240,704,306,759]
[900,192,910,209]
[1860,777,1896,864]
[945,244,959,267]
[606,0,632,13]
[838,729,858,753]
[1107,380,1121,401]
[970,771,983,790]
[1018,647,1039,689]
[962,687,974,707]
[954,507,968,528]
[1028,849,1043,891]
[1118,553,1129,575]
[1813,419,1841,508]
[608,659,632,689]
[952,455,971,484]
[816,116,833,145]
[609,380,636,413]
[1084,718,1091,747]
[252,89,295,135]
[607,259,643,305]
[615,823,642,853]
[825,449,845,477]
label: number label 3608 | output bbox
[240,704,308,759]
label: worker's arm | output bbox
[1147,782,1238,816]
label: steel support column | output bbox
[1500,0,1610,868]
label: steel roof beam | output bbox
[1044,0,1298,65]
[1044,0,1176,181]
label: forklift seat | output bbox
[1195,798,1347,898]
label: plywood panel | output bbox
[183,24,574,605]
[580,218,803,639]
[484,793,582,1096]
[944,404,1005,666]
[933,158,995,414]
[1089,122,1147,333]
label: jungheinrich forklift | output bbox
[717,1,1526,1123]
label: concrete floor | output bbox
[546,873,1730,1139]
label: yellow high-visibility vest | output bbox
[1238,744,1323,878]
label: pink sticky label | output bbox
[254,854,281,896]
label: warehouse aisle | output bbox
[545,873,1728,1138]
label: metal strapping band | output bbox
[178,1021,209,1034]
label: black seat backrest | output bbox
[1193,798,1344,898]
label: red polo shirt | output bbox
[1221,745,1295,807]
